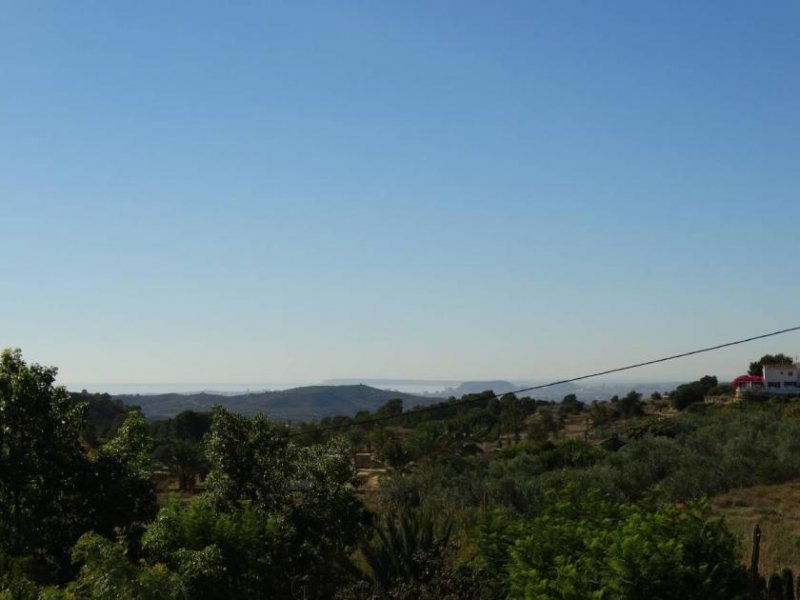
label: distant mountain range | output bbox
[114,384,437,422]
[114,380,540,422]
[111,379,684,423]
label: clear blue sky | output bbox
[2,1,799,389]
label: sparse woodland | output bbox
[3,348,800,599]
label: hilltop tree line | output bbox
[2,348,800,599]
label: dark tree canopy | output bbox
[0,349,156,585]
[615,390,644,419]
[0,349,89,579]
[376,398,403,419]
[671,375,718,411]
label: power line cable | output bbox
[289,325,800,437]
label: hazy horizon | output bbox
[61,374,718,396]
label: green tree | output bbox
[528,408,562,442]
[142,497,287,598]
[670,376,718,411]
[76,390,133,444]
[500,393,525,443]
[89,411,158,549]
[0,349,90,582]
[559,393,585,417]
[379,439,412,470]
[615,390,644,419]
[0,350,158,586]
[64,533,179,600]
[170,410,213,441]
[588,400,613,428]
[377,398,404,419]
[671,384,704,410]
[144,407,367,598]
[404,422,457,461]
[152,438,204,491]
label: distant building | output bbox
[734,362,800,396]
[763,363,800,393]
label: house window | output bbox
[768,382,781,388]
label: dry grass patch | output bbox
[563,413,592,439]
[712,481,800,575]
[356,468,386,493]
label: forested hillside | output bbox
[5,349,800,598]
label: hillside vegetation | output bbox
[4,349,800,598]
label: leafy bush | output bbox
[507,499,750,599]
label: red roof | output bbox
[731,374,764,389]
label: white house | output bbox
[762,363,800,394]
[736,362,800,396]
